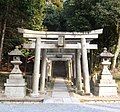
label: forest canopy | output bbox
[0,0,120,70]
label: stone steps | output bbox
[43,77,80,104]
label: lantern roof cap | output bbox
[8,46,23,56]
[100,47,114,58]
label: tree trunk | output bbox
[112,34,120,69]
[112,21,120,69]
[0,19,7,69]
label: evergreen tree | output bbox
[0,0,46,68]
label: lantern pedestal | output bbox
[95,61,118,96]
[4,61,26,98]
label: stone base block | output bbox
[5,85,26,98]
[30,92,40,97]
[94,85,117,96]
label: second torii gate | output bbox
[18,28,103,97]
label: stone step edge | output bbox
[79,99,120,102]
[0,98,44,102]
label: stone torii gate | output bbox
[18,28,103,97]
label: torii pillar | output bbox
[40,49,47,93]
[68,59,73,82]
[47,60,52,82]
[76,46,83,92]
[31,38,41,97]
[81,37,90,94]
[73,54,76,85]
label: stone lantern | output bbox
[4,46,27,98]
[94,48,118,96]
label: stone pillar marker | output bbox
[95,48,118,96]
[31,38,41,97]
[81,38,90,94]
[4,46,26,98]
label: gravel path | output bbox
[0,103,120,112]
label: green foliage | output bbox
[63,0,120,46]
[43,4,61,31]
[28,0,46,30]
[21,49,34,57]
[0,0,46,63]
[91,0,120,28]
[63,0,93,31]
[43,0,64,31]
[91,0,120,50]
[51,0,63,9]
